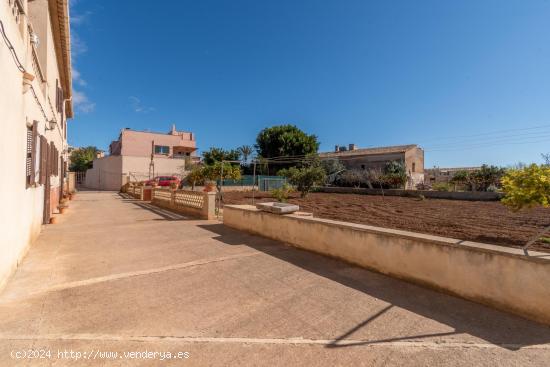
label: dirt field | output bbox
[222,191,550,253]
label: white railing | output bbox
[151,188,216,219]
[152,187,172,204]
[174,190,204,209]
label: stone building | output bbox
[0,0,73,289]
[319,144,425,188]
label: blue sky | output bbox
[69,0,550,167]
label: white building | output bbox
[0,0,73,289]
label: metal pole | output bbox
[252,161,257,205]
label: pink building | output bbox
[86,125,198,190]
[109,124,197,159]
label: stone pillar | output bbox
[202,192,217,220]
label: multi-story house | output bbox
[85,125,198,190]
[319,144,425,188]
[0,0,73,288]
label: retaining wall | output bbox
[223,205,550,325]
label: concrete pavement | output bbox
[0,191,549,366]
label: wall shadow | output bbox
[198,223,550,350]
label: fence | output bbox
[218,175,286,191]
[151,188,216,219]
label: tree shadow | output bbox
[198,223,550,351]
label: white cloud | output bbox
[72,67,87,86]
[70,1,94,115]
[73,90,95,113]
[129,96,155,113]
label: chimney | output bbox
[349,143,356,151]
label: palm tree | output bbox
[238,145,253,164]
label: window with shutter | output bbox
[26,126,33,186]
[39,135,48,185]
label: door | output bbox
[42,139,51,224]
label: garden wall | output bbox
[317,187,504,201]
[223,205,550,325]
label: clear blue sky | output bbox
[69,0,550,168]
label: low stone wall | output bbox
[223,205,550,325]
[316,187,503,201]
[151,188,216,220]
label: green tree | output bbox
[238,145,253,164]
[278,157,326,198]
[501,164,550,211]
[69,146,99,172]
[255,125,319,160]
[185,166,206,190]
[202,147,241,165]
[382,161,408,189]
[203,162,242,192]
[469,165,506,191]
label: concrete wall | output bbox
[223,205,550,325]
[85,155,187,190]
[317,187,504,201]
[85,156,124,191]
[0,0,70,290]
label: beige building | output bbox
[320,144,425,188]
[85,125,197,190]
[0,0,72,289]
[425,167,481,185]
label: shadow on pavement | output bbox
[198,223,550,351]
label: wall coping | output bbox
[224,205,550,263]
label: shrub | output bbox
[278,158,326,198]
[433,183,452,192]
[382,161,408,189]
[271,183,294,202]
[501,164,550,211]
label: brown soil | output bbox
[222,191,550,253]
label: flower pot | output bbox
[203,183,215,192]
[49,217,58,224]
[59,207,68,214]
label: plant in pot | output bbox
[203,181,215,192]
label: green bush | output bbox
[270,183,294,202]
[432,183,452,192]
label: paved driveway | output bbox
[0,191,549,366]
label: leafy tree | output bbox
[278,157,326,198]
[69,146,99,172]
[337,169,366,188]
[185,166,206,190]
[203,162,242,192]
[501,164,550,211]
[469,165,506,191]
[202,147,241,165]
[238,145,254,164]
[321,159,345,185]
[255,124,319,160]
[382,161,408,189]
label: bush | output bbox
[433,183,452,192]
[278,158,326,198]
[270,183,294,202]
[501,164,550,211]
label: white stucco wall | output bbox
[0,1,69,290]
[85,156,187,190]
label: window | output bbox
[154,145,169,155]
[361,164,365,170]
[26,121,39,187]
[412,162,416,173]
